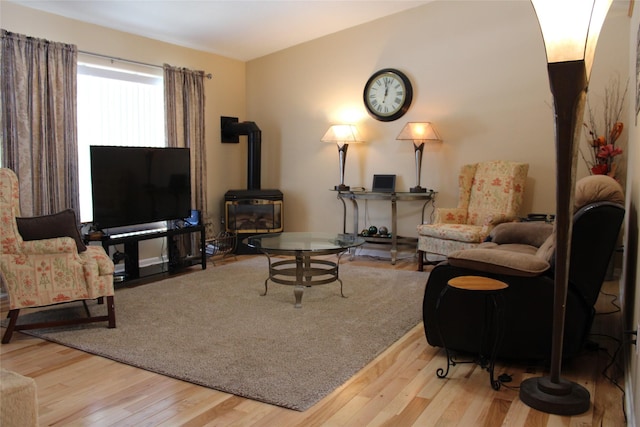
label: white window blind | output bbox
[77,61,165,223]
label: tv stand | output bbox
[92,224,206,285]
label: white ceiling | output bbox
[8,1,433,61]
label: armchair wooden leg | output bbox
[1,297,115,344]
[417,250,424,272]
[2,309,20,344]
[106,296,116,328]
[82,300,91,317]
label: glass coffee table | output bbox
[244,232,365,308]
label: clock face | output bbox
[363,68,413,122]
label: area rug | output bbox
[3,257,427,411]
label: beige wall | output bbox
[246,1,630,238]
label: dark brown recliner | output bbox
[422,175,625,361]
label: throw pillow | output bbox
[490,222,554,248]
[17,209,87,252]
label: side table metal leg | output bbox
[336,251,347,298]
[261,252,271,296]
[435,286,453,379]
[294,285,304,308]
[293,252,304,308]
[350,199,359,261]
[390,196,397,265]
[304,255,312,285]
[488,293,505,390]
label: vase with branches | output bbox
[581,76,628,180]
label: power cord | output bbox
[588,332,627,424]
[595,289,621,315]
[112,250,126,264]
[587,288,628,424]
[497,373,520,391]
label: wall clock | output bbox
[363,68,413,122]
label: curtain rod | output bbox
[78,50,213,79]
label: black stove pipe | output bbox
[221,117,261,190]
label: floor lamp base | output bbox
[519,376,590,416]
[410,186,427,193]
[335,184,350,191]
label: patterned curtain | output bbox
[164,64,208,257]
[0,30,79,217]
[163,64,207,215]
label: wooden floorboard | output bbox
[0,254,627,426]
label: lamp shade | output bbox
[321,124,363,147]
[531,0,612,77]
[396,122,442,143]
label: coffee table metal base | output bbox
[262,252,347,308]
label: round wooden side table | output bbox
[435,275,509,390]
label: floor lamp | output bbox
[519,0,612,416]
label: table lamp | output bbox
[321,124,363,191]
[396,122,442,193]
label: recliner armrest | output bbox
[448,248,550,277]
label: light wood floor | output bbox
[0,254,627,426]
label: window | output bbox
[77,60,165,223]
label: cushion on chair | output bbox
[417,223,489,243]
[574,175,624,211]
[418,236,482,257]
[17,209,87,252]
[492,243,540,255]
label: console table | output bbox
[90,225,206,284]
[334,190,436,264]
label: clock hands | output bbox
[382,79,389,104]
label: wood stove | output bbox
[225,189,283,232]
[221,117,284,253]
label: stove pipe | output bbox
[221,117,262,190]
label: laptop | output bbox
[372,174,396,193]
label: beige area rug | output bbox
[3,257,427,411]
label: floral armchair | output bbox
[417,160,529,270]
[0,168,115,343]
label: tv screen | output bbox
[90,146,191,230]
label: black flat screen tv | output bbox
[90,146,191,230]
